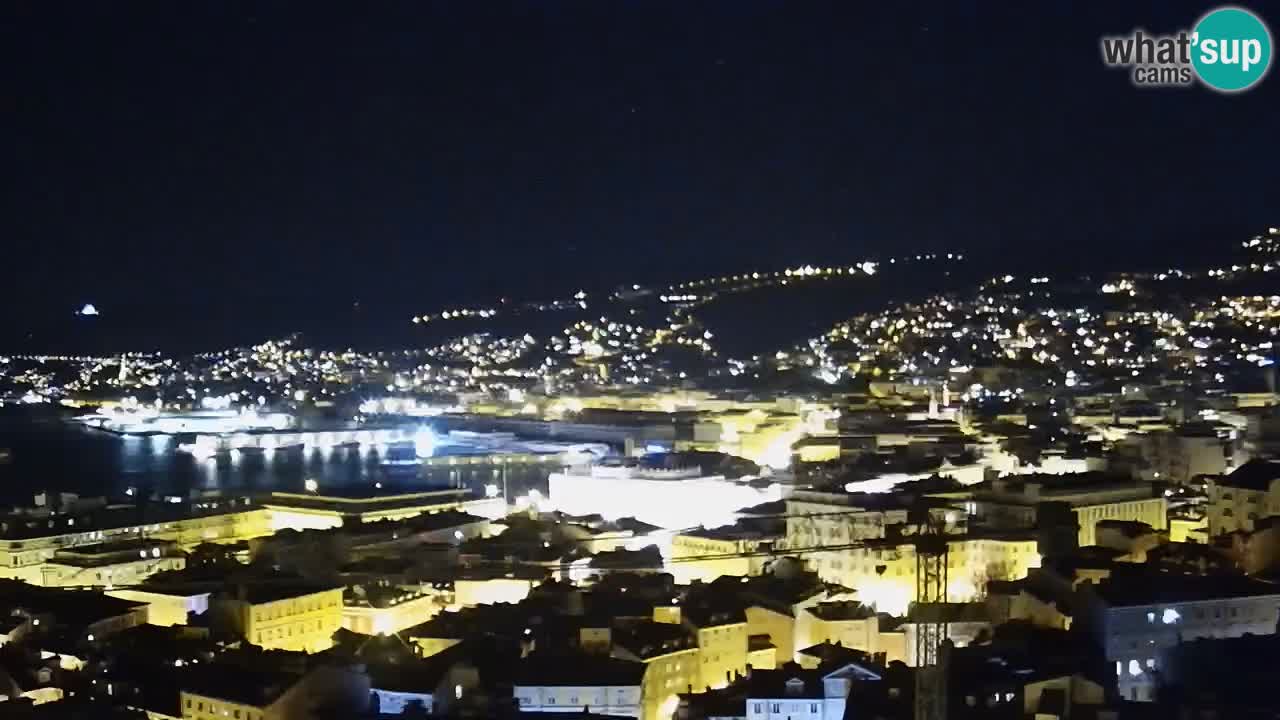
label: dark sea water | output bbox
[0,407,552,507]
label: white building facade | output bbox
[1092,588,1280,702]
[513,684,643,717]
[549,465,782,530]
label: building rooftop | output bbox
[260,488,477,515]
[736,499,788,516]
[223,581,344,605]
[57,537,179,556]
[976,471,1158,505]
[681,604,747,628]
[613,620,696,660]
[805,601,876,622]
[0,579,147,627]
[514,652,645,687]
[705,572,851,617]
[905,602,989,624]
[1217,459,1280,492]
[738,667,836,700]
[1095,519,1155,538]
[407,601,532,641]
[0,498,261,541]
[683,519,782,542]
[361,642,474,693]
[795,641,874,669]
[1093,570,1280,607]
[182,665,300,707]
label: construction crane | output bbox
[912,505,950,720]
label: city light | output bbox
[414,428,437,458]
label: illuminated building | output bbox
[179,662,369,720]
[792,436,854,464]
[946,533,1041,594]
[451,574,541,608]
[613,622,701,720]
[744,605,802,664]
[210,583,344,653]
[252,510,494,578]
[514,653,645,717]
[106,587,211,627]
[747,635,777,670]
[1118,424,1238,485]
[1204,458,1280,536]
[888,603,992,667]
[1168,513,1209,544]
[34,539,185,588]
[785,492,1039,614]
[465,395,831,468]
[443,414,675,457]
[534,514,666,555]
[342,586,447,636]
[801,533,1040,616]
[0,499,272,582]
[954,473,1167,547]
[632,401,838,470]
[549,463,782,531]
[406,601,533,658]
[740,664,875,720]
[792,602,880,660]
[334,637,482,716]
[0,580,149,673]
[76,408,294,436]
[181,680,282,720]
[985,580,1072,630]
[670,524,779,584]
[785,491,945,548]
[1082,571,1280,703]
[260,489,504,532]
[704,573,857,664]
[838,455,986,494]
[411,635,463,659]
[653,605,749,693]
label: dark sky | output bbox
[3,1,1277,352]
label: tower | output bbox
[913,508,949,720]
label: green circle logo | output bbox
[1192,6,1272,92]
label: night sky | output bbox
[4,1,1277,352]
